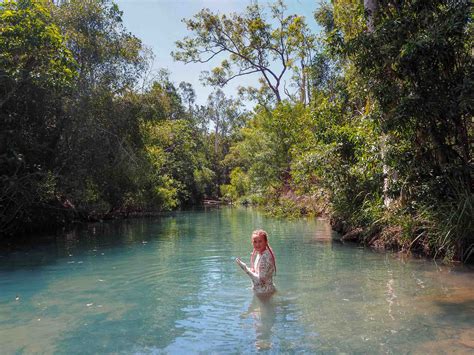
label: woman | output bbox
[236,229,276,294]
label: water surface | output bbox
[1,208,473,353]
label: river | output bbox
[1,208,473,353]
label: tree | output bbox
[0,0,226,239]
[224,102,311,196]
[172,0,315,104]
[0,0,77,236]
[314,0,473,260]
[202,89,246,192]
[178,81,196,115]
[350,0,473,259]
[54,0,145,94]
[52,0,148,211]
[206,89,243,155]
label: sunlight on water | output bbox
[0,208,473,353]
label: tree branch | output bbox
[217,68,262,86]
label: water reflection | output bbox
[243,293,277,350]
[385,270,396,320]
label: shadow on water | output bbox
[412,296,474,352]
[0,212,195,271]
[435,298,474,324]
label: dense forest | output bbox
[0,0,472,262]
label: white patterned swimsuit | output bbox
[244,249,276,294]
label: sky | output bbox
[114,0,321,106]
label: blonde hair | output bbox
[251,229,276,273]
[252,229,268,241]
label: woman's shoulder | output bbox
[262,249,273,259]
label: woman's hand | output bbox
[235,257,247,271]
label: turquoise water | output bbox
[1,208,473,354]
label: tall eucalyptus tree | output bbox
[172,0,315,105]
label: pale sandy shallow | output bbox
[411,271,474,354]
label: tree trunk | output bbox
[364,0,378,32]
[364,0,394,208]
[300,61,307,106]
[214,120,219,156]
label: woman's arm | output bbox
[235,258,260,284]
[236,252,273,283]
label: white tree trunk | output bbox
[364,0,378,32]
[364,0,394,208]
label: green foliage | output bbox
[416,178,474,262]
[202,88,247,194]
[290,90,383,223]
[222,101,329,214]
[264,195,302,219]
[141,118,208,207]
[2,0,472,265]
[221,0,472,262]
[194,167,216,197]
[0,0,77,235]
[310,0,474,261]
[220,167,250,202]
[0,1,76,89]
[54,0,145,92]
[0,0,220,239]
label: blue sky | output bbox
[114,0,321,106]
